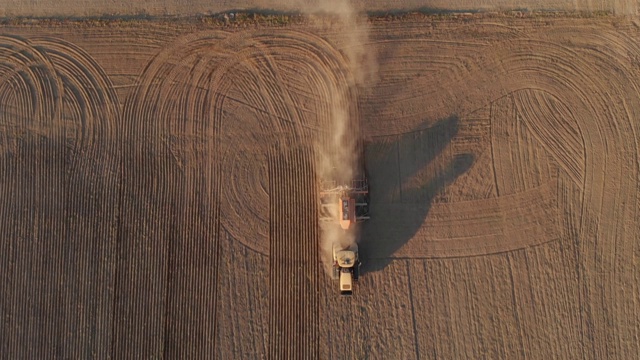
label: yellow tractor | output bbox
[332,243,360,296]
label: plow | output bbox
[319,178,370,230]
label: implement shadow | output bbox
[359,115,474,273]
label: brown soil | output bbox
[0,13,638,359]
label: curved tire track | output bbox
[119,29,354,359]
[365,22,639,357]
[0,35,120,358]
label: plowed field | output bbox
[1,13,639,359]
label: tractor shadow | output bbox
[359,115,475,273]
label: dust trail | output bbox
[295,0,377,273]
[298,0,377,87]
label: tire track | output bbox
[513,89,585,187]
[0,35,119,358]
[490,93,554,196]
[365,20,640,357]
[118,29,352,358]
[268,147,318,360]
[116,32,228,359]
[368,178,560,258]
[32,38,120,360]
[455,37,638,358]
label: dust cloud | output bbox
[293,0,377,273]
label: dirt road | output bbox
[2,0,638,17]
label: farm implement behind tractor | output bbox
[319,178,370,230]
